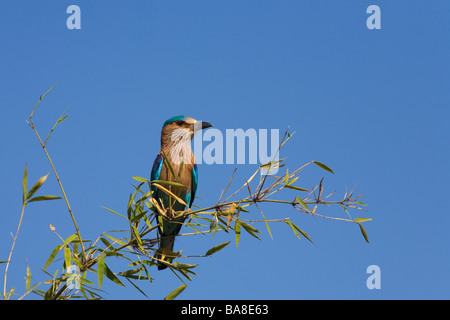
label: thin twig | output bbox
[3,202,26,299]
[28,84,86,261]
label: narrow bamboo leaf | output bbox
[133,176,149,183]
[64,247,71,269]
[161,151,176,179]
[26,265,31,292]
[127,193,133,220]
[103,234,128,247]
[80,272,94,286]
[354,217,372,223]
[285,185,309,192]
[152,183,187,206]
[164,283,187,300]
[358,223,370,243]
[177,268,192,281]
[286,221,314,244]
[177,159,184,182]
[26,172,50,200]
[241,222,262,240]
[44,108,70,145]
[56,114,69,125]
[132,225,144,249]
[296,196,310,211]
[23,164,28,204]
[119,268,141,277]
[263,215,273,240]
[174,262,198,269]
[235,220,241,248]
[205,241,231,256]
[286,221,301,239]
[313,161,334,174]
[236,205,250,213]
[64,234,79,246]
[27,195,62,203]
[240,221,261,234]
[101,206,127,219]
[125,278,149,298]
[296,226,314,244]
[104,263,125,286]
[150,180,188,188]
[355,201,367,206]
[97,255,105,289]
[44,245,63,270]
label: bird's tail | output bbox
[156,234,176,270]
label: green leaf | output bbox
[240,221,262,240]
[286,221,314,245]
[56,114,69,125]
[101,206,127,219]
[286,221,301,239]
[176,159,184,183]
[296,196,310,211]
[131,225,144,250]
[104,263,125,287]
[285,185,309,192]
[97,255,105,289]
[157,215,164,233]
[44,245,63,270]
[286,177,298,185]
[44,108,70,145]
[27,195,62,203]
[132,176,149,183]
[64,234,80,246]
[235,220,241,248]
[151,180,188,188]
[161,151,176,179]
[164,283,187,300]
[125,278,149,298]
[26,172,50,200]
[354,218,372,223]
[103,234,128,247]
[313,161,334,174]
[236,205,250,213]
[64,247,71,269]
[358,223,370,243]
[22,164,28,205]
[205,241,231,256]
[173,262,198,269]
[25,265,31,292]
[263,215,273,240]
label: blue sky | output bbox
[1,1,449,299]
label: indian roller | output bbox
[151,115,212,270]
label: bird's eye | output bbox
[176,120,184,126]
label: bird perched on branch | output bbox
[151,116,212,270]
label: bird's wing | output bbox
[150,153,163,197]
[190,163,198,208]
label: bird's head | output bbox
[162,115,212,139]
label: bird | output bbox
[150,115,212,270]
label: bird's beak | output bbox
[201,121,213,129]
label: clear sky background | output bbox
[1,1,449,300]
